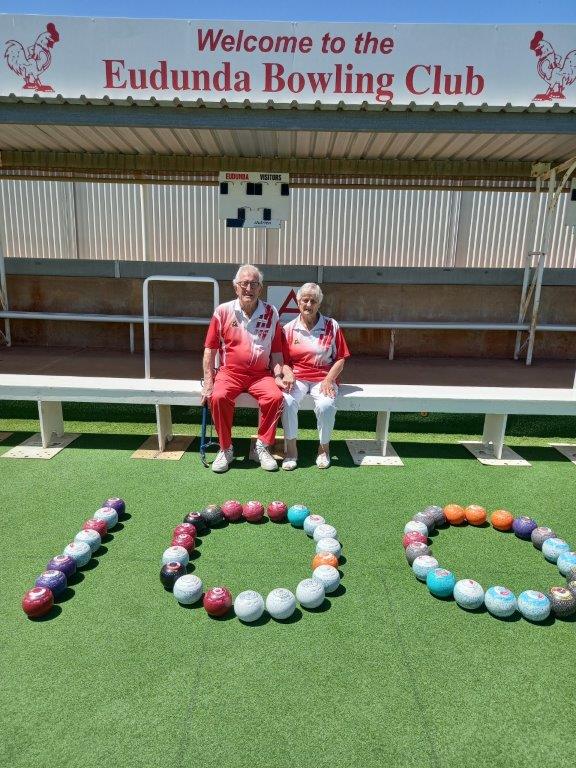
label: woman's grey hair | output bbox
[296,282,323,304]
[233,264,264,286]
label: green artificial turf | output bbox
[1,415,575,768]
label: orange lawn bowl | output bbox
[443,504,466,525]
[465,504,487,526]
[312,552,339,570]
[491,509,514,531]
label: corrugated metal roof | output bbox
[1,95,575,183]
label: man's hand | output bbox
[320,378,336,398]
[274,373,290,392]
[200,381,213,405]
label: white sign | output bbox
[2,16,576,107]
[267,286,299,325]
[218,171,290,228]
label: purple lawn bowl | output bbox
[512,516,538,540]
[46,554,77,579]
[35,569,67,597]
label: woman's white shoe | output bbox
[316,452,330,469]
[282,457,297,471]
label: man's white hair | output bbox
[296,282,323,304]
[233,264,264,286]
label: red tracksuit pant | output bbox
[210,368,284,451]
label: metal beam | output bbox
[1,101,576,135]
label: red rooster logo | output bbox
[4,23,60,92]
[530,30,576,101]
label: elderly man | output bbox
[201,264,292,473]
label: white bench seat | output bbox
[1,373,574,458]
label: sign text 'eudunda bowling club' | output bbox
[2,16,576,106]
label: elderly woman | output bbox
[280,283,350,470]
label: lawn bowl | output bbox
[203,587,233,617]
[267,501,289,523]
[93,506,118,531]
[82,518,108,538]
[287,505,310,528]
[234,590,265,623]
[557,551,576,577]
[412,555,439,582]
[103,497,125,516]
[161,546,189,567]
[74,529,101,554]
[315,537,342,559]
[517,590,551,622]
[242,501,265,523]
[484,586,517,618]
[426,568,456,598]
[548,586,576,618]
[313,524,338,543]
[173,574,203,605]
[405,542,431,566]
[453,579,484,610]
[160,562,186,591]
[531,526,557,550]
[303,514,326,536]
[63,541,91,568]
[512,516,538,540]
[266,588,297,620]
[46,554,76,579]
[22,586,54,618]
[296,578,325,609]
[221,500,243,522]
[542,538,570,564]
[35,569,67,597]
[312,565,340,594]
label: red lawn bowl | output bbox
[222,500,244,522]
[242,501,265,523]
[173,523,197,539]
[267,501,288,522]
[203,587,233,617]
[22,586,54,618]
[171,533,195,554]
[82,518,108,537]
[402,531,428,549]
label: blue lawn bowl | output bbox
[517,590,551,623]
[557,551,576,577]
[35,569,67,597]
[512,516,538,540]
[287,504,310,528]
[542,538,571,564]
[484,586,517,618]
[426,568,456,598]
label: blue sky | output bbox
[0,0,575,23]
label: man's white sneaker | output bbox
[255,439,278,471]
[212,447,234,473]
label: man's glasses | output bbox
[238,280,261,289]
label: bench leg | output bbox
[375,411,391,456]
[156,405,173,453]
[38,401,64,448]
[482,414,507,460]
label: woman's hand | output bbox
[320,378,336,398]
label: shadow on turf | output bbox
[28,604,63,621]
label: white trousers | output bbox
[282,379,339,445]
